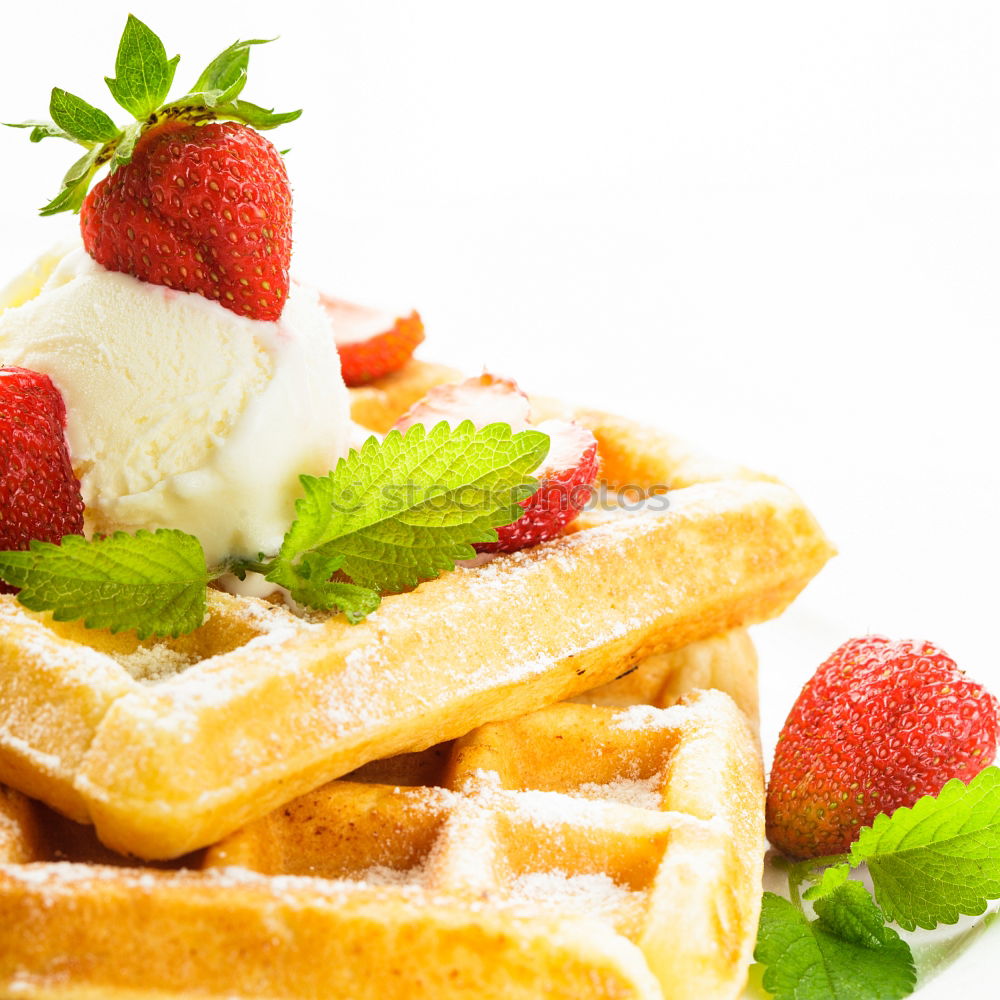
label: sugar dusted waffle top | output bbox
[0,633,764,1000]
[0,362,833,858]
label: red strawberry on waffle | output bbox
[322,295,425,386]
[9,20,300,321]
[0,367,84,592]
[395,374,600,552]
[81,121,293,321]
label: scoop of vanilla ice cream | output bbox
[0,245,351,567]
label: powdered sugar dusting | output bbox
[572,774,663,811]
[354,863,425,887]
[112,646,198,682]
[111,620,311,685]
[219,593,305,632]
[0,733,66,780]
[0,690,746,956]
[507,870,638,921]
[511,788,603,827]
[0,602,136,690]
[241,624,318,651]
[613,704,687,732]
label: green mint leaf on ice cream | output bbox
[0,424,549,635]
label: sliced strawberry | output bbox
[0,367,84,593]
[481,418,599,553]
[393,374,600,552]
[395,373,531,432]
[322,295,425,387]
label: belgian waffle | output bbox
[0,361,832,859]
[0,631,763,1000]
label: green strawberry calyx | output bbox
[4,15,301,216]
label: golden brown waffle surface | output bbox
[0,632,763,1000]
[0,360,832,860]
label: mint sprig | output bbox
[239,421,549,619]
[0,530,210,639]
[270,423,546,588]
[756,890,915,1000]
[0,424,548,635]
[755,766,1000,999]
[4,16,301,215]
[852,767,1000,930]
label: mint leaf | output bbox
[755,892,916,1000]
[104,15,179,118]
[265,551,381,623]
[851,767,1000,930]
[0,531,210,639]
[801,863,852,903]
[813,878,906,950]
[48,89,119,144]
[265,422,548,598]
[190,38,272,98]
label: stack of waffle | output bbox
[0,361,834,999]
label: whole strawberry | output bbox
[81,120,292,320]
[0,368,84,592]
[767,636,998,859]
[7,18,300,321]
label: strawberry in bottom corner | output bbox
[0,367,84,593]
[766,635,999,859]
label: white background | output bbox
[1,2,998,992]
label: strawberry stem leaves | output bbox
[189,38,274,97]
[217,100,303,131]
[49,89,120,145]
[104,14,180,119]
[39,147,102,216]
[4,121,81,144]
[5,17,301,215]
